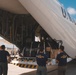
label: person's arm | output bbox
[45,54,48,64]
[56,59,59,63]
[56,54,59,63]
[7,56,11,63]
[6,51,11,63]
[46,60,48,64]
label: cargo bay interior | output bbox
[0,9,62,58]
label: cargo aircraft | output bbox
[0,0,76,59]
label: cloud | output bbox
[67,7,76,15]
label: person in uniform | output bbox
[56,45,67,75]
[36,47,48,75]
[0,46,2,75]
[0,45,11,75]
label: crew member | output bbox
[36,47,48,75]
[56,45,67,75]
[0,45,11,75]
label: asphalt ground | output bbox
[66,59,76,75]
[8,59,76,75]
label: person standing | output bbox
[56,45,67,75]
[0,45,10,75]
[36,47,48,75]
[0,46,2,75]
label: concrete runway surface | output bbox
[8,60,76,75]
[8,64,36,75]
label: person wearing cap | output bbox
[56,45,67,75]
[0,45,11,75]
[36,47,48,75]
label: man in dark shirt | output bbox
[36,48,48,75]
[0,45,10,75]
[56,46,67,75]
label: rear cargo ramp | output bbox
[19,0,76,58]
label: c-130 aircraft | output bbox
[0,0,76,58]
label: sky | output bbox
[58,0,76,20]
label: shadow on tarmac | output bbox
[66,59,76,75]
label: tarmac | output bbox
[8,59,76,75]
[8,64,58,75]
[66,59,76,75]
[8,64,36,75]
